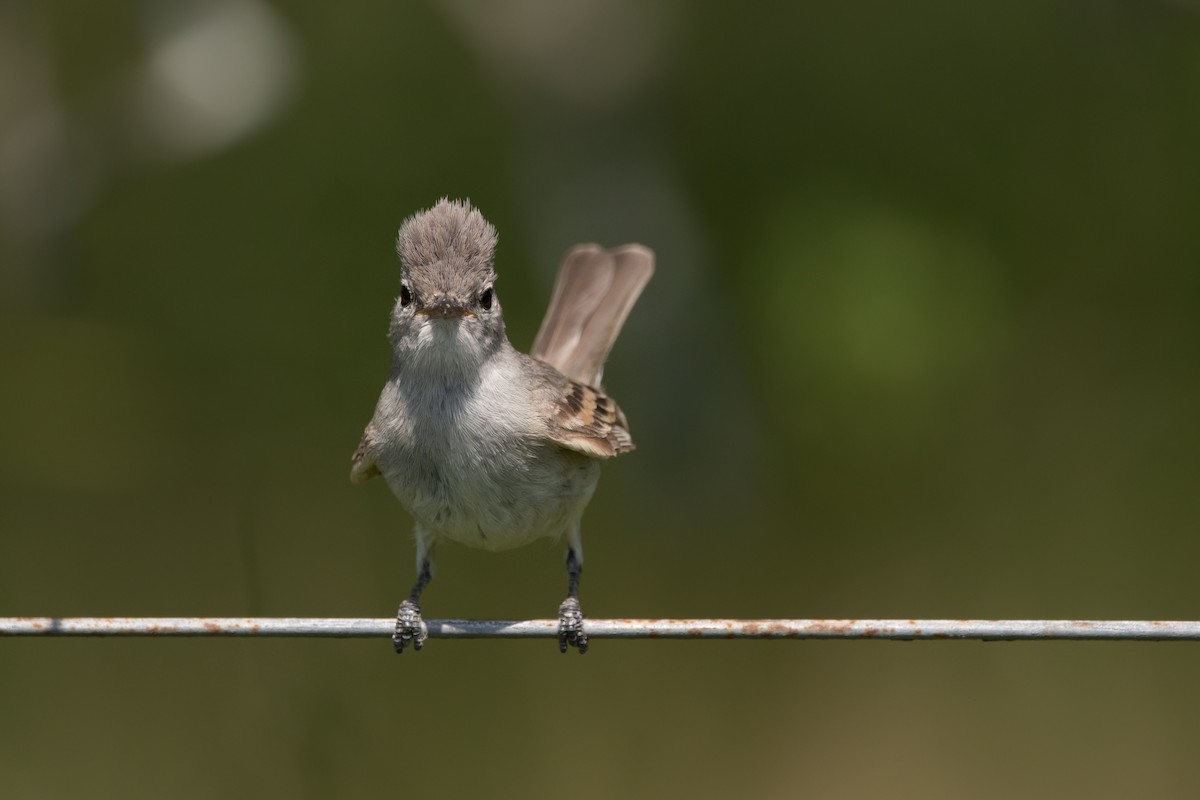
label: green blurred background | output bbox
[3,1,1199,797]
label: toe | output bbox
[557,598,588,654]
[394,600,427,654]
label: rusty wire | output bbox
[2,617,1200,640]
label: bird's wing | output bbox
[531,244,654,386]
[350,428,381,483]
[544,379,635,459]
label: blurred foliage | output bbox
[2,1,1199,798]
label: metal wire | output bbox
[3,617,1200,640]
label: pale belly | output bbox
[381,442,600,551]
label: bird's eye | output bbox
[479,287,494,310]
[400,284,413,307]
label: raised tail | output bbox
[530,244,654,386]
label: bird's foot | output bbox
[558,597,588,654]
[394,599,427,653]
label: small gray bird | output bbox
[351,199,653,653]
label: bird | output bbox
[351,198,653,653]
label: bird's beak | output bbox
[416,297,475,319]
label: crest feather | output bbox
[396,198,498,279]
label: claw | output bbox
[394,598,428,653]
[558,596,588,654]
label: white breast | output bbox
[372,359,600,551]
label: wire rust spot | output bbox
[769,622,797,637]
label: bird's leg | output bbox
[558,543,588,654]
[395,549,433,653]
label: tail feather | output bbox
[531,244,654,386]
